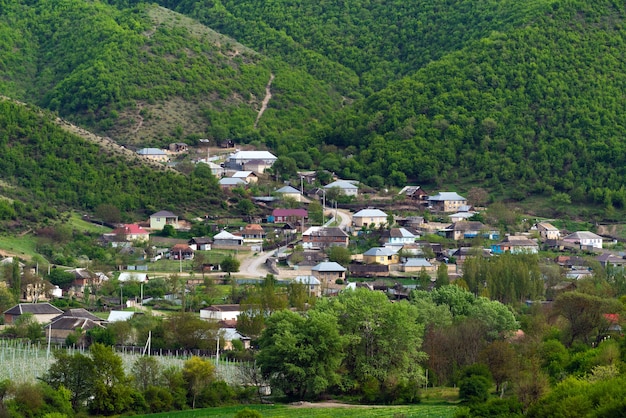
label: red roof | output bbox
[112,224,149,235]
[604,313,620,323]
[272,208,308,217]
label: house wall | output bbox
[581,238,602,249]
[539,229,560,240]
[403,265,436,273]
[363,254,399,265]
[5,313,60,325]
[150,216,178,230]
[200,310,240,321]
[280,193,302,202]
[353,216,387,228]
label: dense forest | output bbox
[0,99,223,225]
[0,0,342,145]
[2,0,626,220]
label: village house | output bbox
[240,224,266,243]
[149,210,179,230]
[200,304,241,321]
[402,258,435,273]
[311,262,346,284]
[270,208,308,224]
[188,237,212,251]
[219,327,251,350]
[4,303,63,325]
[213,230,245,247]
[225,150,277,173]
[362,247,399,265]
[302,226,350,249]
[219,177,247,189]
[352,208,388,228]
[380,227,419,247]
[46,309,106,344]
[535,222,561,240]
[275,185,303,202]
[563,231,603,249]
[596,253,626,268]
[443,221,499,241]
[232,171,258,184]
[136,148,169,162]
[491,235,539,254]
[449,211,476,223]
[398,185,429,202]
[451,247,492,268]
[65,268,108,292]
[293,275,322,297]
[170,244,194,260]
[108,224,150,243]
[324,180,359,197]
[428,192,468,212]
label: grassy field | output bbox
[0,233,39,259]
[66,212,112,234]
[135,402,458,418]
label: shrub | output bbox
[235,408,263,418]
[459,375,491,403]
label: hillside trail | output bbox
[254,73,275,129]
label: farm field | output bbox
[136,403,458,418]
[0,340,242,385]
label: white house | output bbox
[324,180,359,197]
[213,230,245,246]
[137,148,169,162]
[226,150,277,173]
[352,208,388,228]
[200,304,241,321]
[563,231,603,249]
[275,185,303,202]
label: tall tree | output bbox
[257,309,343,400]
[317,289,427,398]
[553,291,623,347]
[182,356,215,409]
[42,350,95,409]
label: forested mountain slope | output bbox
[159,0,553,93]
[0,99,223,229]
[322,0,626,208]
[0,0,343,145]
[2,0,626,220]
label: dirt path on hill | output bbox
[254,73,275,129]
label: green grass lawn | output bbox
[66,212,112,234]
[135,403,458,418]
[0,233,39,259]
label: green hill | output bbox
[324,1,626,206]
[0,98,223,230]
[0,0,343,146]
[2,0,626,221]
